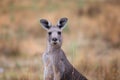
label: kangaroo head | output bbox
[40,17,68,48]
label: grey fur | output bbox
[40,17,88,80]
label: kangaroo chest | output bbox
[43,52,61,67]
[43,49,66,72]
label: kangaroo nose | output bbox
[52,38,57,41]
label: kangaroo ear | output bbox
[57,17,68,30]
[40,19,51,30]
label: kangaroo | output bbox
[40,17,88,80]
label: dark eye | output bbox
[58,31,61,35]
[48,32,52,35]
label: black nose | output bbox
[52,38,57,41]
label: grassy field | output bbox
[0,0,120,80]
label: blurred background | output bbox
[0,0,120,80]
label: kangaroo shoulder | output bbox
[60,50,67,58]
[42,52,49,62]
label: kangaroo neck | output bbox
[47,44,61,53]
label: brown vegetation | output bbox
[0,0,120,80]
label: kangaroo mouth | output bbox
[51,41,59,46]
[53,42,57,45]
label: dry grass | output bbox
[76,52,120,80]
[0,0,120,80]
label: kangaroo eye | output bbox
[48,32,52,35]
[58,31,61,35]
